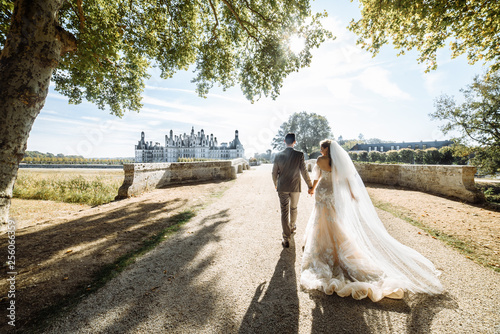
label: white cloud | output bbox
[356,67,412,100]
[81,116,101,122]
[145,85,247,103]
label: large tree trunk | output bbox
[0,0,76,231]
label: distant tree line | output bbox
[349,146,468,166]
[21,151,133,165]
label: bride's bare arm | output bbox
[346,180,356,200]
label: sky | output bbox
[27,0,488,159]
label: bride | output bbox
[301,139,443,302]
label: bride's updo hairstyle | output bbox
[320,139,332,166]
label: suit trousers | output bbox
[278,192,300,241]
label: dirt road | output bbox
[44,165,500,333]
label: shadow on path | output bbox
[309,289,457,333]
[0,196,193,332]
[45,209,236,333]
[239,245,299,334]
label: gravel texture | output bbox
[44,165,500,334]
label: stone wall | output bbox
[305,159,484,203]
[117,159,249,199]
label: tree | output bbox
[386,150,399,163]
[341,139,364,151]
[349,1,500,73]
[414,149,425,164]
[272,111,333,156]
[368,151,384,163]
[430,72,500,174]
[439,146,454,165]
[0,0,331,228]
[398,148,414,164]
[348,152,358,162]
[423,148,441,165]
[358,151,368,162]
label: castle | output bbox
[135,127,244,163]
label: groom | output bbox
[272,133,313,248]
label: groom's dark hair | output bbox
[285,133,296,145]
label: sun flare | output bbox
[289,35,306,54]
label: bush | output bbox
[476,182,500,205]
[385,150,399,163]
[423,148,441,164]
[439,146,454,165]
[398,148,414,164]
[348,152,358,161]
[414,149,425,164]
[358,151,368,162]
[368,151,384,163]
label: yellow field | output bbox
[17,168,124,181]
[13,168,124,206]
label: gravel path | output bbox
[45,165,500,334]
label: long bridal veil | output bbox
[329,141,443,295]
[301,140,443,300]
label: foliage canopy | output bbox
[272,111,333,155]
[0,0,331,116]
[349,0,500,73]
[431,71,500,174]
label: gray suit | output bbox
[272,147,313,241]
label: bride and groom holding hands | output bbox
[272,133,443,302]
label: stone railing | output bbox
[117,159,249,199]
[354,163,484,203]
[305,159,484,203]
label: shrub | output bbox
[398,148,414,164]
[439,146,454,165]
[358,151,368,162]
[348,152,358,161]
[423,148,441,164]
[385,150,399,163]
[414,149,425,164]
[368,151,383,163]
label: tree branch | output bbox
[220,0,259,41]
[77,0,85,30]
[208,0,219,40]
[241,0,281,24]
[56,26,77,55]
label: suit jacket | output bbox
[272,147,313,192]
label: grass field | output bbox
[14,169,124,206]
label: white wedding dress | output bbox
[300,142,443,302]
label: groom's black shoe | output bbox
[282,240,290,248]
